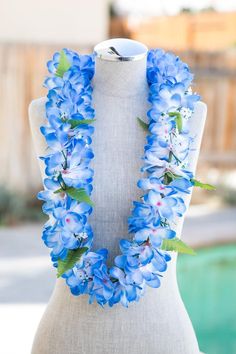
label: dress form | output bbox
[29,39,207,354]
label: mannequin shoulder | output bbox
[194,101,207,119]
[27,98,207,124]
[28,97,47,125]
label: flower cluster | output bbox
[39,49,95,263]
[39,48,200,307]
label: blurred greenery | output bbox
[217,185,236,206]
[0,186,44,225]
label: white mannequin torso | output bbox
[29,39,207,354]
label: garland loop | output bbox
[38,48,211,307]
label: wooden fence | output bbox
[182,51,236,166]
[0,43,90,193]
[0,43,235,192]
[110,12,236,52]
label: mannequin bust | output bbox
[29,39,207,354]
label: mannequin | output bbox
[29,39,207,354]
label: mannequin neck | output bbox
[92,38,148,98]
[92,57,148,98]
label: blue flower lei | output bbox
[38,48,203,307]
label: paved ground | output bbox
[0,205,235,353]
[182,205,236,247]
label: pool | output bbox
[177,244,236,354]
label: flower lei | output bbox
[38,48,209,307]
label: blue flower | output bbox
[91,264,115,305]
[150,83,183,111]
[142,155,190,179]
[38,178,64,214]
[109,266,139,307]
[60,141,94,188]
[138,177,168,194]
[42,225,79,261]
[42,122,71,151]
[134,227,175,246]
[147,49,193,89]
[71,124,94,145]
[46,49,94,78]
[168,178,192,195]
[144,190,178,220]
[128,201,160,233]
[118,239,154,266]
[65,249,108,297]
[149,116,175,138]
[53,198,91,229]
[144,135,170,163]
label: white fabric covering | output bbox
[29,39,207,354]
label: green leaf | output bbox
[54,187,94,205]
[137,117,149,132]
[55,50,71,78]
[168,112,183,133]
[191,179,216,191]
[66,187,94,206]
[163,171,182,185]
[163,172,173,185]
[161,237,196,255]
[54,188,64,194]
[57,247,88,278]
[68,119,96,128]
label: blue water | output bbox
[177,244,236,354]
